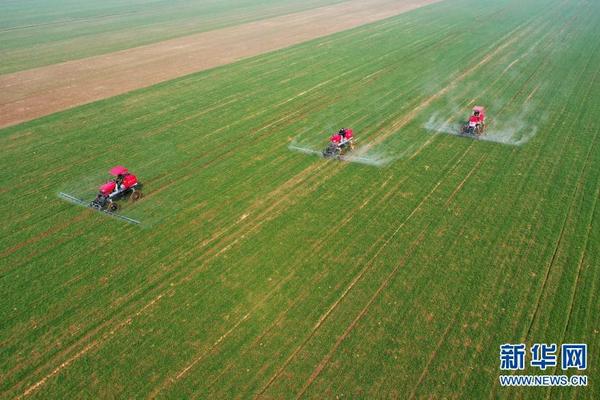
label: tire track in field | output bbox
[17,290,170,399]
[554,71,600,330]
[549,129,599,400]
[448,139,557,396]
[490,107,572,398]
[428,171,506,395]
[0,212,90,260]
[204,176,400,382]
[445,154,488,206]
[489,11,579,123]
[141,96,242,138]
[481,58,584,399]
[172,312,251,380]
[219,180,410,398]
[486,106,572,399]
[406,153,502,396]
[409,134,520,398]
[406,312,459,399]
[560,157,599,341]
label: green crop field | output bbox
[0,0,345,74]
[1,0,599,398]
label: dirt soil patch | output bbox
[0,0,441,129]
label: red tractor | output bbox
[90,165,143,212]
[462,106,486,136]
[323,128,355,158]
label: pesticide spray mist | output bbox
[288,139,397,167]
[424,109,538,146]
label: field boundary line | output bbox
[0,0,444,129]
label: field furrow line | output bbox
[407,312,459,399]
[444,154,487,206]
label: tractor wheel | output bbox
[130,191,143,202]
[109,203,119,212]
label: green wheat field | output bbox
[1,0,598,398]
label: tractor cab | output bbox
[462,106,486,136]
[323,128,355,158]
[472,106,486,123]
[90,165,143,212]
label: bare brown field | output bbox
[0,0,440,129]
